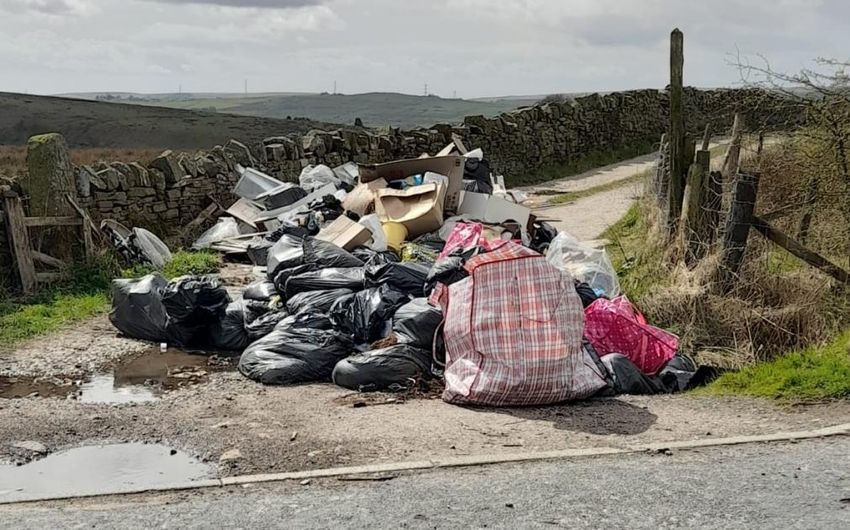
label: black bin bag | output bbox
[330,285,409,345]
[392,298,443,351]
[238,326,353,385]
[284,268,365,298]
[243,280,278,302]
[109,273,170,342]
[209,300,250,351]
[365,262,429,296]
[286,288,354,315]
[332,344,432,392]
[161,275,231,347]
[266,233,306,280]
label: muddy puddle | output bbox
[0,348,236,404]
[0,443,214,503]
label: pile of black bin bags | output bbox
[109,234,443,391]
[110,230,699,395]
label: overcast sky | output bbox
[1,0,847,98]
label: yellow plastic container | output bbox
[382,222,409,252]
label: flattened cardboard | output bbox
[375,182,447,238]
[342,177,387,216]
[316,216,371,251]
[457,191,532,230]
[358,155,464,213]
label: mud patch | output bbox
[0,443,214,503]
[0,348,236,403]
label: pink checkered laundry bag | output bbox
[584,296,678,375]
[432,242,607,406]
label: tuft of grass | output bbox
[702,330,850,401]
[0,292,109,345]
[123,250,222,280]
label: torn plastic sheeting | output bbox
[546,231,620,298]
[192,217,245,250]
[161,275,231,347]
[365,261,429,296]
[284,268,365,298]
[392,297,443,352]
[286,288,355,316]
[332,344,433,392]
[209,299,250,351]
[330,285,409,345]
[109,274,170,343]
[237,326,353,386]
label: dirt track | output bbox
[4,144,847,477]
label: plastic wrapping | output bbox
[600,353,696,395]
[192,217,242,250]
[358,214,388,251]
[392,298,443,352]
[245,310,288,341]
[272,263,315,294]
[330,285,409,344]
[365,262,429,296]
[351,247,400,268]
[332,344,433,392]
[530,221,559,253]
[109,274,170,342]
[286,288,355,316]
[209,300,250,351]
[574,281,601,308]
[299,164,341,193]
[284,268,365,298]
[161,276,231,347]
[304,238,364,269]
[546,231,620,297]
[238,326,353,385]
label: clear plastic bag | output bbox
[545,231,620,297]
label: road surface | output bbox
[2,437,848,528]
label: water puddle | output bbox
[0,348,236,404]
[0,443,214,503]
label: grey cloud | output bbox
[2,0,86,15]
[140,0,324,8]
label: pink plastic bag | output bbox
[584,297,678,375]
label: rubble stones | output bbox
[149,150,184,186]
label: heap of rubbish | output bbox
[109,141,699,406]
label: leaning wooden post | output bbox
[717,172,760,292]
[701,124,711,151]
[655,133,669,207]
[721,113,743,182]
[2,188,37,294]
[704,170,723,247]
[666,28,686,236]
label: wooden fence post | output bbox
[717,172,760,292]
[655,133,669,207]
[704,170,723,247]
[721,113,743,182]
[680,149,711,264]
[2,189,37,294]
[666,28,686,236]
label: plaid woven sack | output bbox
[432,242,607,406]
[584,296,678,375]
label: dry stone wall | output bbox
[64,87,805,233]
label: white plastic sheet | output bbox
[299,164,340,193]
[358,214,387,252]
[192,217,242,250]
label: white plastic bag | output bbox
[299,164,340,193]
[358,214,388,251]
[546,232,620,297]
[192,217,242,249]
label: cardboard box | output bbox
[359,156,465,213]
[316,216,372,251]
[375,182,447,238]
[457,191,532,229]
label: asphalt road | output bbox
[2,437,848,529]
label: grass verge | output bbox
[548,170,650,205]
[0,250,222,348]
[702,331,850,401]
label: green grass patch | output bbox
[702,330,850,401]
[123,250,222,280]
[506,141,655,187]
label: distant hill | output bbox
[78,92,542,129]
[0,92,343,149]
